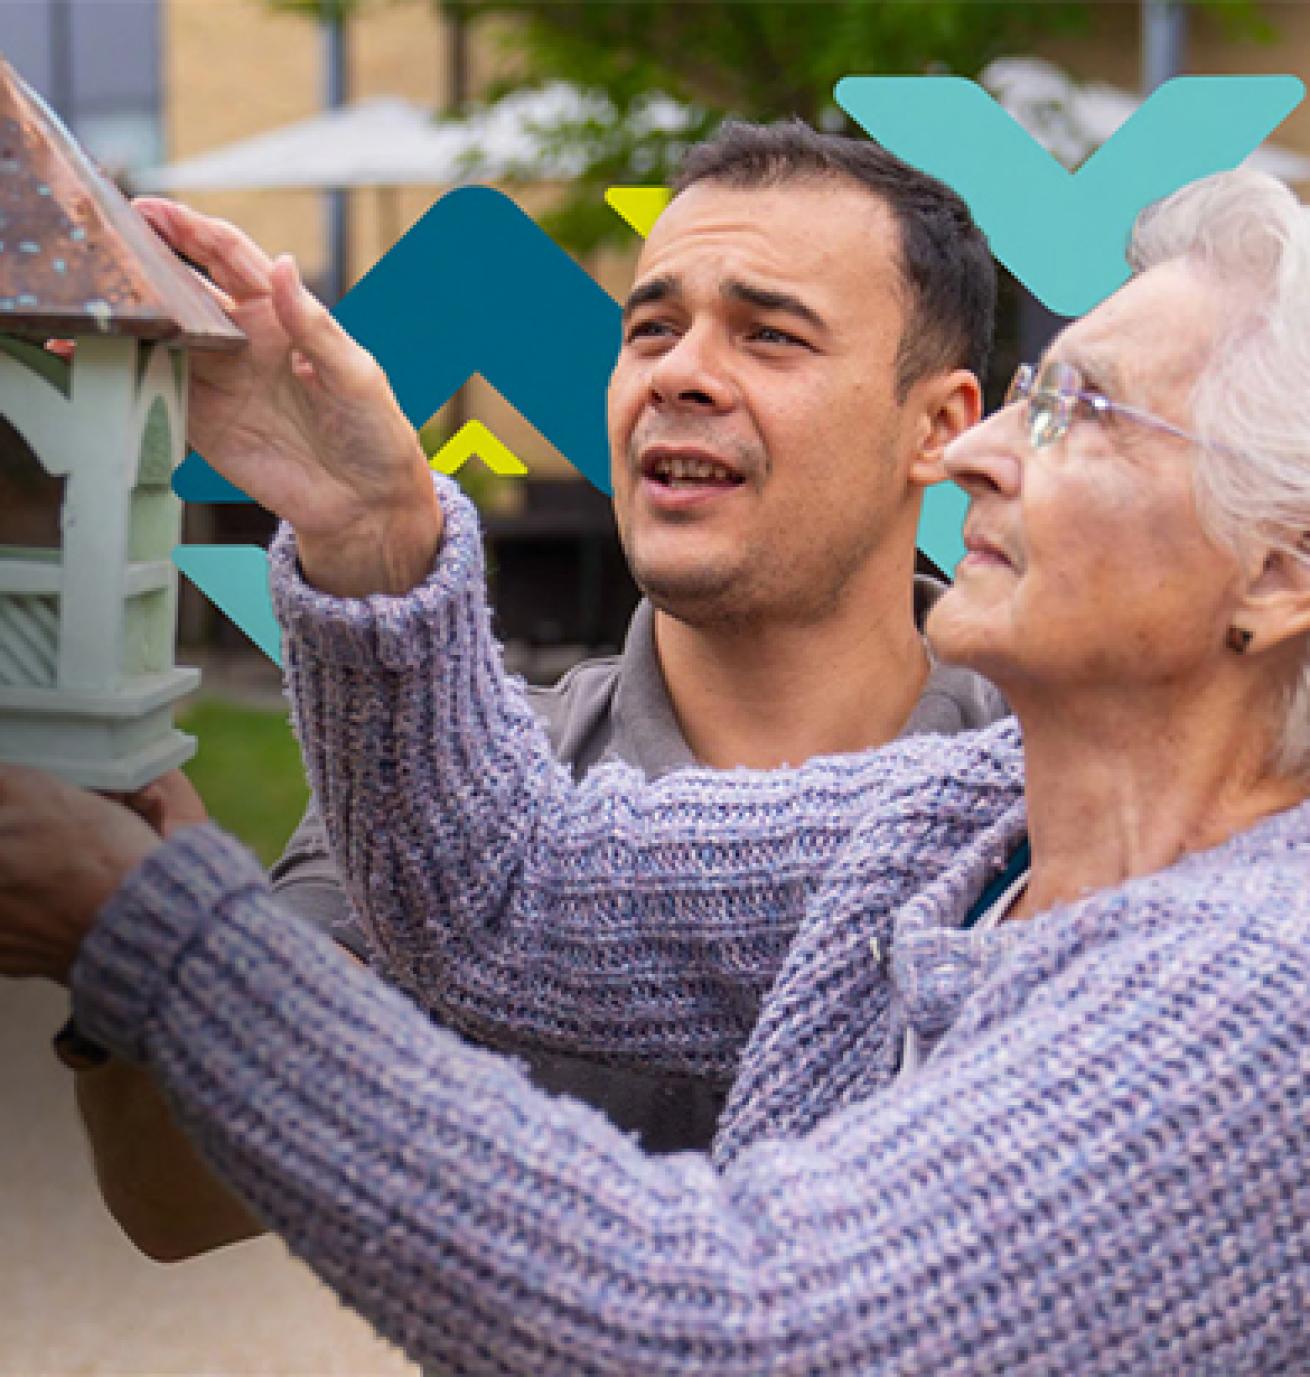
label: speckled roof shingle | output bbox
[0,56,243,349]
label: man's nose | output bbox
[647,325,734,410]
[943,405,1024,498]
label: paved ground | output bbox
[1,979,418,1376]
[1,644,598,1375]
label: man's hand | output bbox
[48,765,264,1263]
[112,769,209,840]
[133,197,443,597]
[0,766,160,985]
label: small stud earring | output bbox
[1226,626,1253,654]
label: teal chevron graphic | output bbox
[176,463,250,504]
[920,484,969,575]
[835,75,1304,317]
[173,545,281,665]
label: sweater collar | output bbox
[890,798,1030,1038]
[890,791,1310,1040]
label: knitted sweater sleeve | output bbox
[70,828,1310,1374]
[268,474,952,1076]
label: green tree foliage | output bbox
[449,1,1095,250]
[266,1,1275,251]
[267,0,359,20]
[442,0,1274,252]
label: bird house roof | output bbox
[0,56,244,350]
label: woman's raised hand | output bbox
[134,198,443,596]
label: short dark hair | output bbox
[671,119,995,399]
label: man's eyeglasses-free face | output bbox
[1005,361,1213,453]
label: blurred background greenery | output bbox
[179,701,310,865]
[277,0,1271,255]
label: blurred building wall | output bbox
[163,0,585,480]
[1038,2,1310,161]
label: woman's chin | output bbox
[924,588,1009,673]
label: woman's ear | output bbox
[1232,541,1310,653]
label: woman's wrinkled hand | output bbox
[0,765,161,986]
[131,196,443,596]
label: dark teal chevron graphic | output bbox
[179,463,251,503]
[174,186,619,502]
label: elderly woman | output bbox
[2,167,1309,1374]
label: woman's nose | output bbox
[943,405,1025,497]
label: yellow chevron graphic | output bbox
[429,420,530,477]
[604,187,672,238]
[430,192,671,482]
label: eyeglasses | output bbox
[1005,361,1211,453]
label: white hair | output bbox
[1127,169,1310,775]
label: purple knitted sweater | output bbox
[73,477,1310,1374]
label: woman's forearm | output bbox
[272,474,952,1075]
[70,824,1307,1375]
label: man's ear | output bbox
[1234,540,1310,653]
[907,369,982,488]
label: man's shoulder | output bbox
[523,651,624,775]
[527,651,623,720]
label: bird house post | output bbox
[0,56,244,790]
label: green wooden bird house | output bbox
[0,56,244,789]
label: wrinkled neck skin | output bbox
[1006,667,1309,922]
[652,575,929,773]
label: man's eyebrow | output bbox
[622,275,678,320]
[621,274,829,335]
[724,280,828,334]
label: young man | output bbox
[73,120,1004,1260]
[265,119,1002,1150]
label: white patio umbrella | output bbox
[134,84,697,194]
[133,83,698,257]
[981,56,1310,182]
[134,96,474,193]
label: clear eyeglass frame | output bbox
[1005,364,1310,558]
[1005,361,1211,453]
